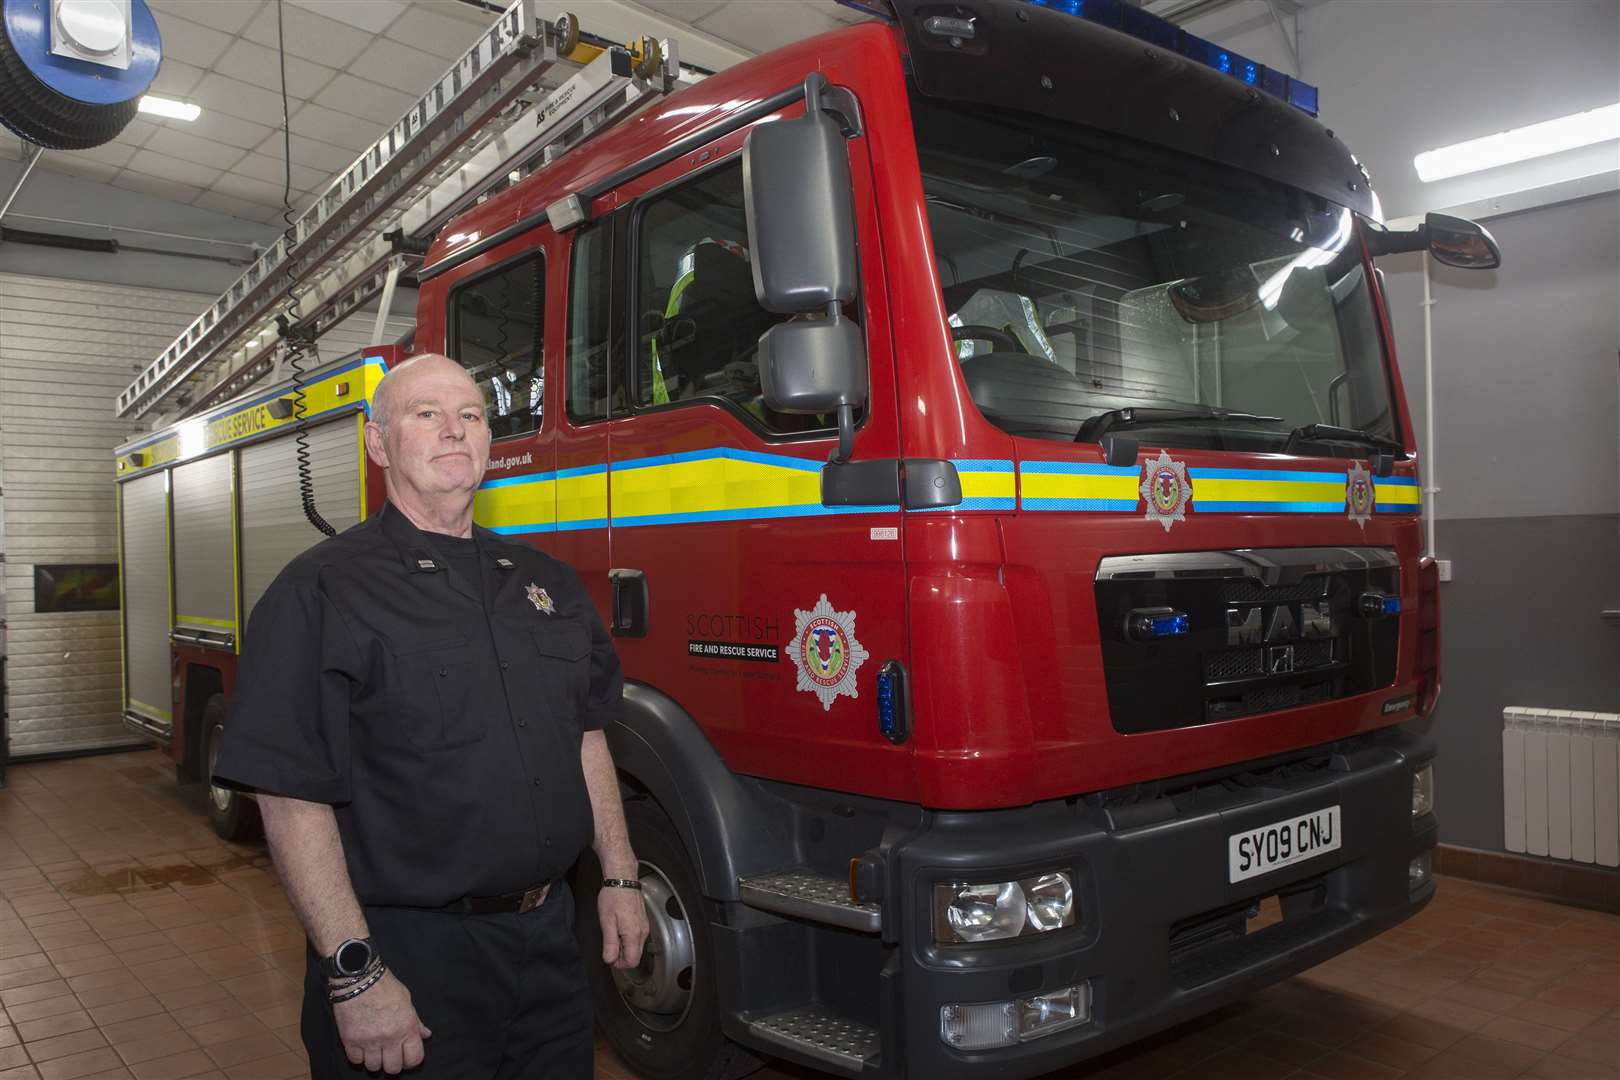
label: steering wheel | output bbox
[951,324,1026,354]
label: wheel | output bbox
[577,799,758,1080]
[202,695,261,842]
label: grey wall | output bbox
[0,157,273,295]
[1381,193,1620,851]
[1180,0,1620,222]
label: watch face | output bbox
[335,939,371,976]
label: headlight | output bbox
[934,872,1076,944]
[1412,763,1434,818]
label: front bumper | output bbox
[891,731,1436,1079]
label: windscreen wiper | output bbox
[1076,406,1284,444]
[1283,424,1406,457]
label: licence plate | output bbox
[1228,806,1341,884]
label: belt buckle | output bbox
[518,883,550,913]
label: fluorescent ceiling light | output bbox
[1414,103,1620,182]
[138,96,201,122]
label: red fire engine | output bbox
[115,1,1501,1076]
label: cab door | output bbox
[600,109,914,803]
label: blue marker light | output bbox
[1382,596,1403,616]
[875,660,909,743]
[1243,62,1259,84]
[1150,613,1190,637]
[1216,51,1231,74]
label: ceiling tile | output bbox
[344,36,442,95]
[288,102,381,151]
[114,117,164,149]
[195,72,303,129]
[214,170,309,208]
[632,0,730,22]
[232,151,333,194]
[253,131,358,174]
[288,0,406,34]
[184,110,276,153]
[148,12,233,67]
[147,0,262,35]
[143,127,249,171]
[42,158,123,184]
[242,2,376,68]
[110,171,206,205]
[218,39,338,99]
[64,140,139,169]
[383,6,487,60]
[694,1,844,52]
[127,149,225,189]
[312,74,415,127]
[193,190,278,223]
[147,58,205,99]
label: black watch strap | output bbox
[320,937,375,979]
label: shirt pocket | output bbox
[388,636,488,752]
[531,621,591,716]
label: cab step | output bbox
[746,1004,880,1074]
[737,868,880,932]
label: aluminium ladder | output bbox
[117,1,683,424]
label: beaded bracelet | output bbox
[329,959,387,1004]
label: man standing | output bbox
[214,353,648,1077]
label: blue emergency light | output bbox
[1126,608,1191,641]
[1021,0,1320,116]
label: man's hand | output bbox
[332,970,432,1074]
[599,884,650,969]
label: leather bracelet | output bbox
[329,960,387,1004]
[601,878,643,890]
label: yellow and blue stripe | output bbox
[1020,462,1139,512]
[1374,475,1421,513]
[1189,467,1347,514]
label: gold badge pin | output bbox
[525,582,555,615]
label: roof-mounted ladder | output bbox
[117,1,682,422]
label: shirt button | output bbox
[500,660,510,670]
[438,667,448,677]
[517,720,527,728]
[544,838,552,847]
[533,778,542,787]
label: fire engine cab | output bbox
[114,0,1502,1076]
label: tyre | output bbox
[201,695,261,842]
[576,799,758,1080]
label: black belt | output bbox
[427,881,552,916]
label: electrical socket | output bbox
[1437,559,1453,582]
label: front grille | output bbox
[1219,577,1329,604]
[1096,548,1400,734]
[1206,678,1335,722]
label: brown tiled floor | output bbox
[1,750,1614,1080]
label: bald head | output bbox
[371,352,478,435]
[363,353,490,533]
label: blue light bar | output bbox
[1382,596,1402,617]
[1019,0,1321,116]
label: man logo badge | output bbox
[525,583,554,615]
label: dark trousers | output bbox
[302,883,593,1079]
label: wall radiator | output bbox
[1503,707,1620,867]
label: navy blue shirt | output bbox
[214,501,622,907]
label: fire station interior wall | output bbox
[0,274,214,758]
[119,472,171,731]
[171,454,236,632]
[1381,192,1620,854]
[238,418,362,627]
[1177,0,1619,223]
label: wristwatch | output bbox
[319,937,376,979]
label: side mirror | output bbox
[1425,212,1501,270]
[744,73,867,461]
[759,315,867,460]
[743,74,858,313]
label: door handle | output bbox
[609,569,648,638]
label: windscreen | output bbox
[911,94,1396,451]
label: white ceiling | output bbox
[4,1,867,230]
